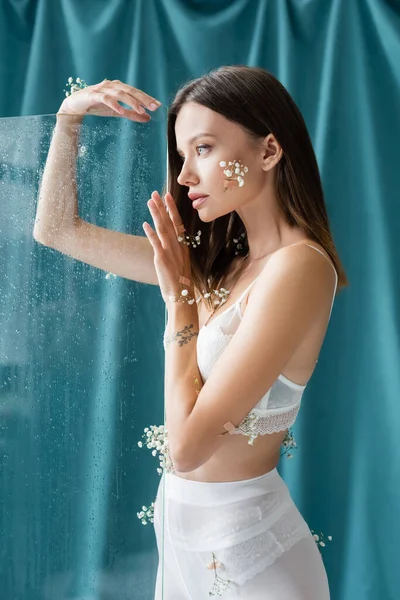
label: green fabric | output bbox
[1,1,400,599]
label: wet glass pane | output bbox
[0,111,168,599]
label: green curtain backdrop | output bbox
[1,1,399,599]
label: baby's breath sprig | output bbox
[137,424,175,476]
[311,530,333,551]
[206,553,233,596]
[280,427,297,459]
[137,503,155,525]
[136,424,175,525]
[64,76,88,97]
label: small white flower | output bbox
[313,534,319,541]
[137,441,143,448]
[219,161,226,167]
[68,77,73,83]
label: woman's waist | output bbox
[174,432,284,484]
[163,465,289,505]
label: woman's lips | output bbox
[192,195,209,209]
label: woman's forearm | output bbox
[164,302,203,468]
[33,114,83,242]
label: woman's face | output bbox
[174,102,267,221]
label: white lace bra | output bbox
[165,243,338,445]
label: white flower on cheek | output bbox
[219,160,248,189]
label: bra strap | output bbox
[290,243,338,283]
[289,243,338,319]
[234,275,261,307]
[236,244,338,318]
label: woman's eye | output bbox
[197,144,210,155]
[178,144,210,161]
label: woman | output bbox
[34,65,348,599]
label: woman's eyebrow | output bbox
[176,133,217,152]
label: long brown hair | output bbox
[166,65,348,310]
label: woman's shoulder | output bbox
[280,238,332,265]
[270,239,337,289]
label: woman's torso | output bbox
[176,237,337,483]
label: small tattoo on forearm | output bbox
[165,323,199,348]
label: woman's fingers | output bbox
[142,222,163,258]
[86,89,151,121]
[111,80,162,112]
[99,80,162,117]
[89,87,144,116]
[149,192,184,266]
[164,193,183,236]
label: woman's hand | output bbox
[57,79,161,122]
[143,191,193,305]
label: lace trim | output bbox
[213,503,311,586]
[230,403,301,444]
[169,491,286,550]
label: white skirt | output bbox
[153,467,330,599]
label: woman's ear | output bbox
[261,134,283,171]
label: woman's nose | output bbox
[177,163,199,187]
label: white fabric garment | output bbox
[153,468,330,599]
